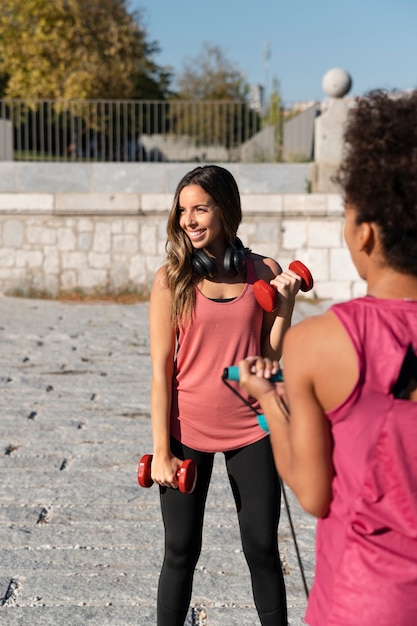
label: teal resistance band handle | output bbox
[223,365,283,383]
[222,366,284,432]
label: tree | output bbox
[170,43,259,154]
[0,0,171,100]
[265,77,284,160]
[176,43,249,101]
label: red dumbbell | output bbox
[137,454,197,494]
[253,260,313,313]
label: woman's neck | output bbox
[367,267,417,300]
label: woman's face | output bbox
[178,184,225,252]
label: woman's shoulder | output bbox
[284,311,351,374]
[152,264,168,287]
[249,252,282,281]
[284,310,359,411]
[150,265,171,301]
[287,310,341,343]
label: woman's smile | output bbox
[187,229,206,241]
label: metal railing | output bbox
[0,98,268,163]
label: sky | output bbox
[130,0,417,105]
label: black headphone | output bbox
[191,238,246,278]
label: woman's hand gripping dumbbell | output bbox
[137,454,197,494]
[254,260,314,312]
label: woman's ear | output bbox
[359,222,375,254]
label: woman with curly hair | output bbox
[238,90,417,626]
[149,164,303,625]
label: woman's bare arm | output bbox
[149,266,181,487]
[239,311,358,517]
[254,255,302,361]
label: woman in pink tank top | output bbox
[238,90,417,626]
[148,165,303,625]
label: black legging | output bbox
[157,436,287,626]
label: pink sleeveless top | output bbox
[170,254,268,452]
[306,296,417,626]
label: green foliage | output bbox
[170,43,258,151]
[0,72,8,97]
[0,0,172,100]
[176,43,249,101]
[264,77,284,161]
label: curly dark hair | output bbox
[335,89,417,274]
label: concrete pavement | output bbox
[0,295,334,625]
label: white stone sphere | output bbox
[322,68,352,98]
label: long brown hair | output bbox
[165,165,243,326]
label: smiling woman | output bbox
[146,164,305,626]
[165,165,254,322]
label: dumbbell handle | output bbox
[222,366,284,432]
[254,260,313,312]
[137,454,197,494]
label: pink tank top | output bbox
[170,254,268,452]
[306,296,417,626]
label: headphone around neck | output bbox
[191,238,246,278]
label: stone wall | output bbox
[0,162,366,300]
